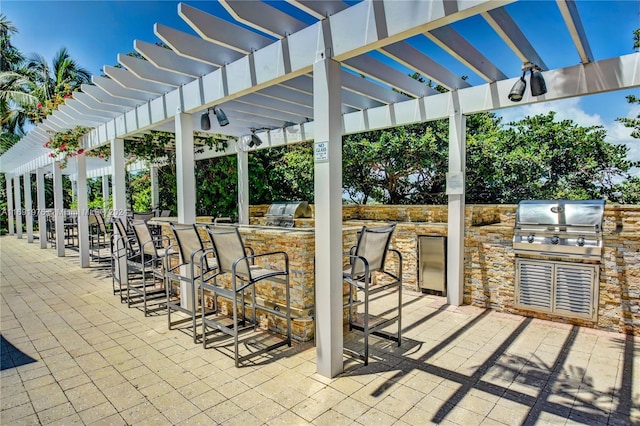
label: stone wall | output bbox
[251,204,640,335]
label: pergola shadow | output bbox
[341,301,638,425]
[1,335,38,371]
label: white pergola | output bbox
[1,0,638,377]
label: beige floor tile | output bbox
[311,409,353,426]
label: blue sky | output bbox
[2,0,639,170]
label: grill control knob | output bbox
[577,237,585,247]
[551,236,560,245]
[527,234,535,243]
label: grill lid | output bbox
[265,201,312,227]
[515,199,605,228]
[513,200,605,261]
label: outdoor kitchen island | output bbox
[150,218,364,342]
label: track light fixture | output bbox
[213,106,229,127]
[247,128,263,148]
[508,62,547,102]
[201,110,211,130]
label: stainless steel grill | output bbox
[264,201,312,227]
[513,200,605,321]
[513,200,605,261]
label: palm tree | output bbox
[1,13,23,72]
[27,47,91,102]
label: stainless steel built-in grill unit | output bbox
[513,199,605,261]
[264,201,312,227]
[513,200,605,321]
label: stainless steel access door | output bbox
[418,236,447,294]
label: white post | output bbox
[24,172,33,243]
[111,138,127,221]
[14,176,22,239]
[175,111,196,224]
[446,92,466,306]
[36,167,47,248]
[53,161,65,257]
[102,174,110,210]
[313,56,343,378]
[237,149,249,224]
[77,154,90,267]
[5,175,14,235]
[150,164,159,211]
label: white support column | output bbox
[111,138,128,286]
[36,167,47,248]
[53,161,65,257]
[76,154,90,267]
[102,174,110,211]
[24,172,33,243]
[150,164,159,211]
[175,111,196,224]
[14,176,22,239]
[237,149,249,224]
[313,56,343,378]
[446,92,466,306]
[111,138,127,221]
[6,175,14,235]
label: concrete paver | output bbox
[1,235,638,425]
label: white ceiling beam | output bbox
[154,23,242,67]
[56,106,104,127]
[74,92,129,114]
[237,93,313,117]
[380,42,471,90]
[426,27,508,82]
[65,99,119,119]
[81,84,140,108]
[118,54,192,87]
[338,72,411,104]
[286,0,349,19]
[104,65,175,95]
[134,40,216,77]
[179,2,273,54]
[343,55,438,98]
[556,0,593,64]
[220,0,307,38]
[225,99,310,123]
[92,76,156,102]
[482,8,547,70]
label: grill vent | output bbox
[516,259,599,320]
[518,262,553,310]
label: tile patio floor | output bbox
[1,235,638,425]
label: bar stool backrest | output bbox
[170,223,210,268]
[350,224,396,277]
[206,227,250,278]
[130,220,157,256]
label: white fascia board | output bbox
[134,40,216,77]
[93,76,156,102]
[154,23,242,67]
[118,54,192,87]
[286,21,325,73]
[104,66,175,95]
[179,2,273,54]
[286,0,348,19]
[81,84,140,108]
[380,42,471,90]
[482,8,547,70]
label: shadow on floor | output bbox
[0,335,37,371]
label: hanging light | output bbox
[530,67,547,96]
[201,110,211,130]
[248,129,262,148]
[508,62,547,102]
[213,106,229,127]
[508,73,527,102]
